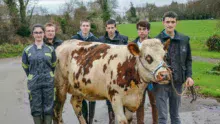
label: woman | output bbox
[22,24,56,124]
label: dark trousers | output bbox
[29,86,54,116]
[106,100,113,112]
[154,84,182,124]
[82,100,96,124]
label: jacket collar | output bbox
[34,42,46,49]
[77,31,94,40]
[44,36,60,45]
[104,30,120,41]
[160,30,181,41]
[133,36,151,43]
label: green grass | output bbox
[192,61,220,97]
[0,43,26,58]
[118,20,220,59]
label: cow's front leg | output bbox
[147,90,158,124]
[111,95,127,124]
[70,95,87,124]
[124,107,133,124]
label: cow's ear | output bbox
[128,42,140,56]
[163,39,171,51]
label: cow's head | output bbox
[128,38,170,84]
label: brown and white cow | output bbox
[53,39,170,124]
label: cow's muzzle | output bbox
[156,71,171,82]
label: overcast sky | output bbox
[37,0,188,14]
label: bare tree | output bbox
[59,0,82,16]
[4,0,36,36]
[145,3,157,21]
[4,0,19,29]
[0,3,14,43]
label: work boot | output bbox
[43,115,52,124]
[88,101,96,124]
[33,116,43,124]
[106,100,115,124]
[82,100,89,124]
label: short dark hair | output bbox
[136,20,151,30]
[162,11,178,21]
[106,19,116,27]
[32,24,44,34]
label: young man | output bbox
[155,11,194,124]
[71,19,99,124]
[71,20,99,42]
[99,19,128,124]
[99,19,128,45]
[44,23,63,49]
[133,20,158,124]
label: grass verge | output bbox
[193,61,220,98]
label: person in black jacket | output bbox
[44,23,63,50]
[72,19,98,124]
[71,20,99,42]
[99,19,128,124]
[99,19,128,45]
[133,20,158,124]
[155,11,194,124]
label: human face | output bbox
[32,27,44,42]
[45,26,55,40]
[80,22,91,35]
[163,17,177,33]
[106,24,116,37]
[137,26,149,40]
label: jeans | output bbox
[153,83,182,124]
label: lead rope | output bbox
[167,67,197,103]
[168,68,187,96]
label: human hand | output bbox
[185,77,194,87]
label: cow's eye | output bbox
[145,55,153,64]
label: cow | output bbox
[53,39,171,124]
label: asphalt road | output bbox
[0,57,219,124]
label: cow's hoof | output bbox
[109,119,115,124]
[128,118,133,124]
[119,120,127,124]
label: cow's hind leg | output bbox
[70,95,87,124]
[53,78,68,124]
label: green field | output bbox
[118,20,220,59]
[192,61,220,97]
